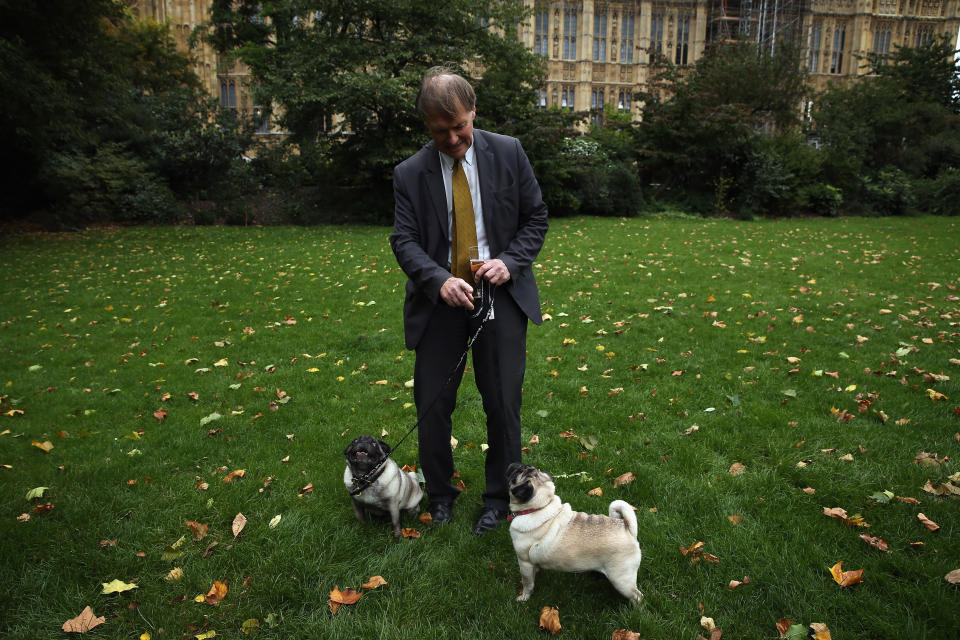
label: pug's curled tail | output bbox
[608,500,638,538]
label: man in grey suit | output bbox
[390,67,548,535]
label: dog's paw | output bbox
[515,593,531,602]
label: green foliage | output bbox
[813,36,960,214]
[205,0,545,219]
[0,2,248,225]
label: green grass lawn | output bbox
[1,216,958,639]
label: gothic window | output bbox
[562,86,576,110]
[535,9,550,56]
[253,105,269,134]
[808,23,822,72]
[650,13,664,55]
[536,87,548,108]
[675,17,690,65]
[563,8,578,60]
[618,90,632,111]
[873,24,892,62]
[220,80,238,119]
[915,25,933,47]
[830,24,846,74]
[621,10,636,62]
[591,88,605,125]
[594,12,607,61]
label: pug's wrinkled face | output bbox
[344,435,390,474]
[507,463,553,505]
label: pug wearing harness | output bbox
[506,462,643,603]
[344,435,423,538]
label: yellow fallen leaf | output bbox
[828,561,863,587]
[810,622,832,640]
[213,358,228,367]
[166,567,184,581]
[102,579,138,594]
[62,606,105,633]
[588,487,603,497]
[31,440,53,453]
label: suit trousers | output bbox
[414,289,527,512]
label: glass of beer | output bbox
[469,245,485,301]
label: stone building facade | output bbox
[128,0,959,127]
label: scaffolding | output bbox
[708,0,807,53]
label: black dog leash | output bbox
[349,285,497,496]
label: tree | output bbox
[0,1,248,225]
[814,36,960,214]
[635,39,810,215]
[205,0,546,218]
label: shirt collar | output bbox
[439,142,475,171]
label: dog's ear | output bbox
[377,439,392,455]
[343,443,353,456]
[506,462,523,479]
[544,471,554,482]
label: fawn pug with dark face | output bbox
[343,435,423,538]
[506,462,643,603]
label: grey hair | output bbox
[416,66,476,119]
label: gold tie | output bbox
[451,159,478,281]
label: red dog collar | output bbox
[507,506,544,522]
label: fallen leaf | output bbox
[539,606,561,635]
[729,462,745,475]
[401,528,420,538]
[166,568,184,581]
[418,511,433,525]
[300,483,313,494]
[612,631,641,640]
[613,472,635,488]
[269,514,282,528]
[828,561,863,587]
[153,409,167,421]
[809,622,832,640]
[682,424,700,436]
[329,585,362,614]
[700,616,716,631]
[185,520,208,541]
[204,580,228,605]
[918,513,940,532]
[222,469,245,482]
[588,487,603,497]
[232,513,247,537]
[361,576,387,590]
[728,515,743,526]
[859,534,889,552]
[241,619,259,635]
[62,606,105,633]
[31,440,53,453]
[945,569,960,584]
[25,486,49,500]
[102,579,138,594]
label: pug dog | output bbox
[343,435,423,538]
[506,462,643,603]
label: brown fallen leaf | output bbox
[153,409,167,422]
[222,469,245,482]
[918,513,940,532]
[809,622,833,640]
[329,585,362,613]
[613,472,635,488]
[300,483,314,494]
[418,511,433,525]
[776,619,794,636]
[828,561,863,587]
[401,528,420,538]
[361,575,387,590]
[588,487,603,497]
[612,631,641,640]
[185,520,208,541]
[945,569,960,584]
[922,480,960,496]
[539,606,561,635]
[728,515,743,526]
[859,533,889,552]
[729,462,745,475]
[204,580,228,605]
[62,606,105,633]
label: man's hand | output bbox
[440,277,475,310]
[475,258,511,286]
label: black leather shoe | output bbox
[429,502,453,524]
[472,507,507,535]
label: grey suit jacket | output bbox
[390,129,549,350]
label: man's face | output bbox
[425,105,475,160]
